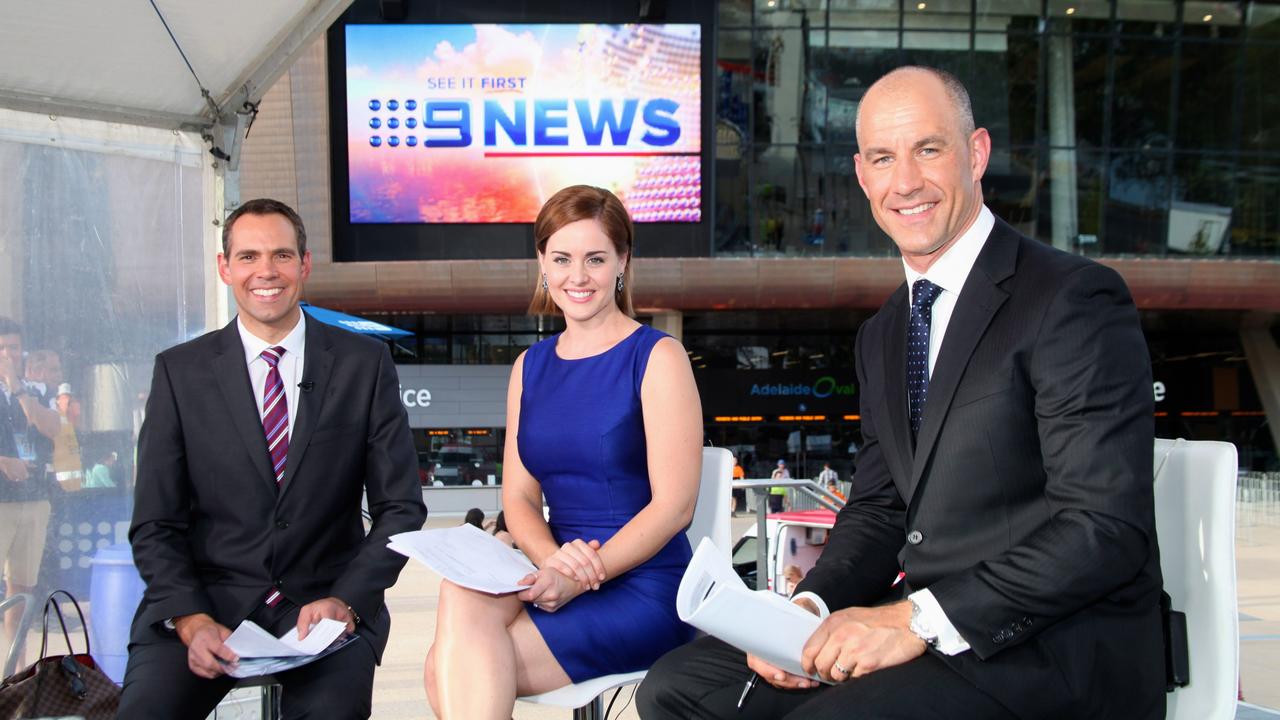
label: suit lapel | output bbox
[907,220,1019,501]
[879,285,914,474]
[279,318,335,501]
[211,321,276,488]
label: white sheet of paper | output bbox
[388,524,538,594]
[225,634,359,678]
[224,618,347,658]
[676,537,824,679]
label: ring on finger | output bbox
[833,660,850,678]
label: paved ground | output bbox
[1236,523,1280,711]
[10,512,1276,718]
[366,513,1280,718]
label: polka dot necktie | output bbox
[260,346,289,485]
[908,279,942,438]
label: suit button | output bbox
[907,530,924,545]
[274,579,284,587]
[276,520,289,530]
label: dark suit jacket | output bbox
[796,219,1165,719]
[128,317,427,659]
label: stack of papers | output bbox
[222,618,356,678]
[388,524,537,594]
[676,537,825,679]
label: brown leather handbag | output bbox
[0,590,120,719]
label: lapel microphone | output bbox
[298,381,315,393]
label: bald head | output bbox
[850,64,990,274]
[855,66,975,146]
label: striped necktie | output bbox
[260,346,289,485]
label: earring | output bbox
[616,273,624,292]
[542,273,548,291]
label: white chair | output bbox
[1153,438,1239,720]
[517,446,734,720]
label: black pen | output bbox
[736,672,759,711]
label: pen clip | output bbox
[736,672,759,711]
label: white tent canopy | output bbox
[0,1,356,435]
[0,0,350,142]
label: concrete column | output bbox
[0,138,24,322]
[1047,32,1079,252]
[1240,312,1280,460]
[649,311,683,342]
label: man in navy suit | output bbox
[120,199,427,719]
[639,66,1163,720]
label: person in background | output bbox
[782,565,805,596]
[85,449,117,489]
[51,382,84,491]
[768,459,790,513]
[485,510,515,548]
[463,507,485,529]
[731,455,746,516]
[825,481,846,502]
[816,462,838,487]
[424,185,703,719]
[0,318,58,662]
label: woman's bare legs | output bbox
[425,580,572,719]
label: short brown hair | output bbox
[222,198,308,256]
[528,185,635,317]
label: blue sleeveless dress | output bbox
[518,324,695,682]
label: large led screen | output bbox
[344,23,702,224]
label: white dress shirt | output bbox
[237,313,306,439]
[794,206,995,656]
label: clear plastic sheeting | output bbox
[0,108,217,670]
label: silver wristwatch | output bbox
[908,598,940,647]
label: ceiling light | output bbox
[1065,7,1076,15]
[917,2,927,9]
[1203,13,1213,21]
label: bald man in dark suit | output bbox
[639,66,1163,720]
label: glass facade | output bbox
[366,313,566,365]
[412,428,505,487]
[714,0,1280,259]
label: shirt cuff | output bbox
[909,588,971,655]
[790,591,830,619]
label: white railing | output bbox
[1237,472,1280,544]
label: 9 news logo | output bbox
[366,97,684,153]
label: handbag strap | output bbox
[37,590,91,660]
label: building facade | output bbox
[242,0,1280,481]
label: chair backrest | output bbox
[688,447,733,557]
[1153,438,1238,720]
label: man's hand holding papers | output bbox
[174,614,237,679]
[220,618,356,679]
[676,538,828,687]
[800,601,926,683]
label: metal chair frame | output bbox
[0,591,37,678]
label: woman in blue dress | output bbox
[424,185,704,719]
